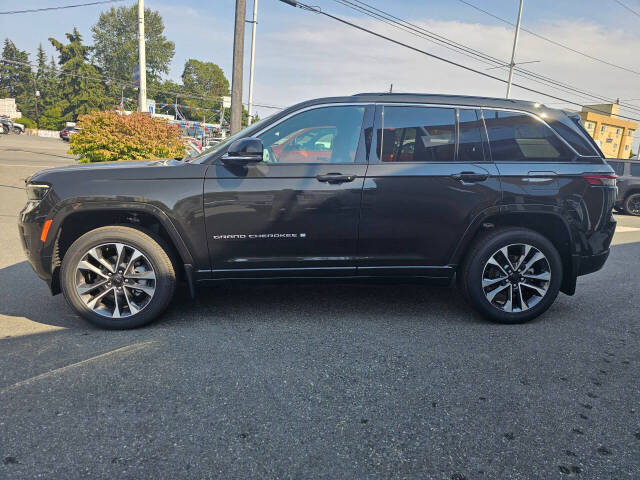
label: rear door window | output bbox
[379,106,455,162]
[631,163,640,177]
[483,109,574,162]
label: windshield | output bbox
[186,115,275,163]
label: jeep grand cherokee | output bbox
[18,93,617,329]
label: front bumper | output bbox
[18,208,55,292]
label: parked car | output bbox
[607,158,640,215]
[60,126,80,141]
[7,118,25,134]
[183,137,203,158]
[1,115,14,134]
[19,93,617,329]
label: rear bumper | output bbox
[577,249,610,277]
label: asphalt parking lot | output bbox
[1,135,639,479]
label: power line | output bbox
[612,0,640,18]
[0,56,285,111]
[0,0,124,15]
[281,1,640,123]
[331,0,640,116]
[456,0,640,77]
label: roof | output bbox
[282,92,551,116]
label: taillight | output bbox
[583,174,617,187]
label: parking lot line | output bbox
[0,163,59,168]
[0,341,157,395]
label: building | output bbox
[0,98,21,119]
[579,103,637,158]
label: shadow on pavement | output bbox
[0,260,482,332]
[2,240,638,332]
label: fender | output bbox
[45,199,197,268]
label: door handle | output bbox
[316,173,356,184]
[451,171,489,183]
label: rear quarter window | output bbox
[630,163,640,177]
[483,109,574,162]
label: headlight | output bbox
[26,183,51,201]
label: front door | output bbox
[357,105,502,276]
[203,104,371,278]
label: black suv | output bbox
[607,158,640,216]
[18,93,617,329]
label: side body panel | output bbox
[357,105,502,276]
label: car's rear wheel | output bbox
[624,193,640,216]
[459,227,562,324]
[61,226,176,329]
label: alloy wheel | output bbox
[75,242,156,318]
[627,195,640,216]
[481,243,551,313]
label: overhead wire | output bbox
[456,0,640,77]
[334,0,640,116]
[0,0,124,15]
[285,0,640,122]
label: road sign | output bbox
[222,96,231,109]
[132,65,140,87]
[146,99,155,117]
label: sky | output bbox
[2,0,640,152]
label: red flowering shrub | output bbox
[70,110,185,163]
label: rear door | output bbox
[203,104,371,277]
[357,104,502,275]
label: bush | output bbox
[13,117,37,129]
[69,110,185,163]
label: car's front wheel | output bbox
[459,228,562,324]
[624,193,640,216]
[61,226,176,329]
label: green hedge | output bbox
[12,117,37,129]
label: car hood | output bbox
[27,159,184,182]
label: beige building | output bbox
[579,103,637,158]
[0,98,21,119]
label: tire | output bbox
[60,226,176,329]
[1,125,8,134]
[12,126,22,134]
[459,227,562,324]
[624,193,640,216]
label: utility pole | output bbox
[34,90,40,133]
[247,0,258,125]
[506,0,523,99]
[137,0,147,112]
[231,0,246,134]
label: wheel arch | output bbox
[452,207,576,295]
[49,203,195,295]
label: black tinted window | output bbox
[607,161,625,176]
[458,109,485,162]
[631,163,640,177]
[483,110,574,162]
[380,106,455,162]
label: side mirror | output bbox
[223,137,263,164]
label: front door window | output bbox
[259,106,365,163]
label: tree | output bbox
[180,59,229,122]
[0,39,34,117]
[92,5,174,84]
[49,28,110,123]
[70,110,185,163]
